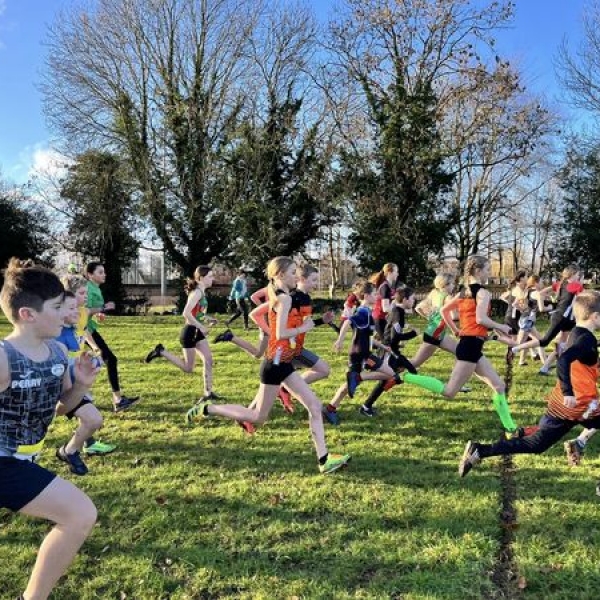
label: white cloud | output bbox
[29,146,72,179]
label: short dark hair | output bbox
[85,261,103,276]
[0,258,65,323]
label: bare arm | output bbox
[182,289,205,331]
[475,289,511,334]
[440,295,461,335]
[275,295,314,341]
[249,302,269,334]
[333,319,352,352]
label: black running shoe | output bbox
[56,446,89,476]
[202,391,222,401]
[145,344,164,363]
[458,441,481,477]
[114,396,140,413]
[213,329,234,343]
[359,405,377,417]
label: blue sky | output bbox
[0,0,590,184]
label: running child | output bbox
[328,281,400,419]
[510,264,584,375]
[185,256,350,474]
[402,255,524,438]
[0,258,99,600]
[355,287,419,416]
[371,263,399,340]
[85,262,139,412]
[145,266,221,400]
[459,290,600,481]
[54,286,115,476]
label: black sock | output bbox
[319,453,328,465]
[202,404,210,416]
[85,437,96,447]
[364,381,386,409]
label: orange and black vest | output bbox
[266,290,303,363]
[546,327,599,420]
[458,284,489,338]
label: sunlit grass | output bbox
[0,315,598,599]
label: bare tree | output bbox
[41,0,261,275]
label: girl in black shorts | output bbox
[185,257,350,474]
[145,266,220,400]
[404,255,525,438]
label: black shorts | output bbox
[292,348,320,369]
[65,395,94,420]
[259,360,295,385]
[349,353,383,373]
[455,336,485,364]
[0,457,56,512]
[179,325,206,348]
[423,333,442,347]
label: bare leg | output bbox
[195,339,213,395]
[284,372,328,458]
[161,347,196,373]
[19,477,97,600]
[64,404,103,454]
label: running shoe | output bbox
[213,329,234,343]
[319,453,351,474]
[114,396,140,413]
[83,440,117,455]
[564,439,584,467]
[145,343,164,363]
[322,405,340,426]
[459,385,472,393]
[538,369,550,376]
[359,405,377,417]
[458,441,481,477]
[346,371,362,398]
[185,399,213,425]
[56,446,89,476]
[237,421,256,435]
[278,387,294,414]
[203,391,222,401]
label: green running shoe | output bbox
[319,453,351,474]
[83,440,117,455]
[185,400,213,425]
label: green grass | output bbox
[1,315,599,599]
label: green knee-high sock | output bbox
[404,372,445,395]
[492,392,517,431]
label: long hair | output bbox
[370,263,397,289]
[462,255,488,298]
[62,274,88,294]
[184,265,211,294]
[265,256,295,307]
[433,273,453,291]
[507,270,527,291]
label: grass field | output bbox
[1,314,599,599]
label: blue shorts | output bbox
[292,348,320,369]
[0,457,56,512]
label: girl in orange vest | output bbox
[185,257,350,474]
[403,255,524,437]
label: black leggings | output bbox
[537,315,574,348]
[478,413,600,458]
[227,298,249,328]
[91,330,120,392]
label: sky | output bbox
[0,0,591,184]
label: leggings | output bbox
[91,330,120,392]
[478,413,600,458]
[228,298,249,328]
[537,315,573,348]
